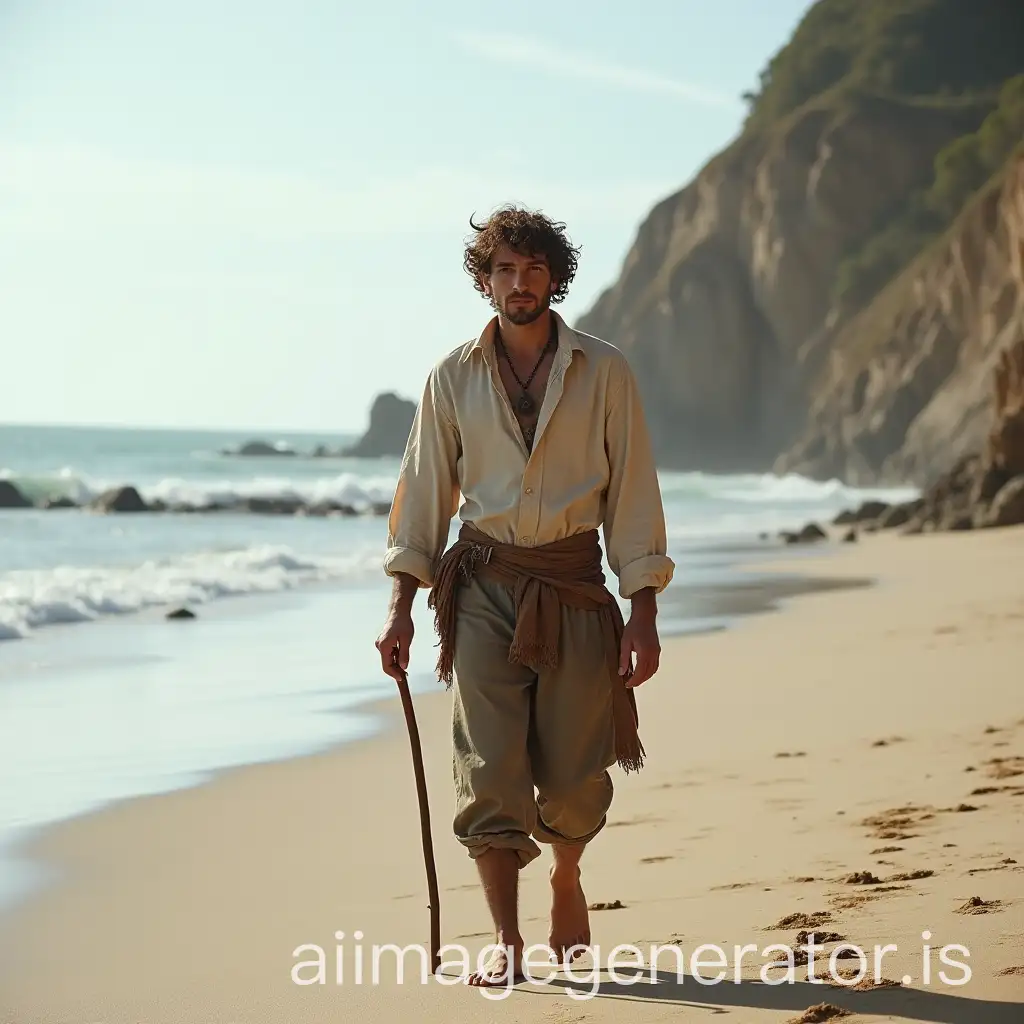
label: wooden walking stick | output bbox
[393,662,441,976]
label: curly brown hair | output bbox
[463,205,581,304]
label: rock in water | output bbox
[91,486,148,513]
[0,481,31,508]
[342,393,416,458]
[225,441,297,457]
[166,607,196,620]
[785,522,827,544]
[854,501,890,523]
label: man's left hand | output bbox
[618,607,661,687]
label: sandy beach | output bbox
[1,526,1022,1023]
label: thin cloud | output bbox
[0,143,679,239]
[453,31,740,110]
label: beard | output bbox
[492,288,552,325]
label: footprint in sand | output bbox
[640,854,673,864]
[795,929,845,944]
[607,814,664,828]
[766,911,832,931]
[787,1001,851,1022]
[860,805,935,840]
[956,896,1005,915]
[997,965,1024,977]
[983,755,1024,780]
[828,969,902,989]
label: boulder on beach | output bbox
[342,392,416,458]
[0,480,31,508]
[91,486,149,513]
[905,339,1024,534]
[984,476,1024,528]
[876,499,924,530]
[782,522,828,544]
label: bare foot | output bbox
[465,937,524,987]
[549,864,591,963]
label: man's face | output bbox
[481,245,557,325]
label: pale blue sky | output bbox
[1,0,812,432]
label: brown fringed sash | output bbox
[426,523,645,773]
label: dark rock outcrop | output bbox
[0,481,31,508]
[3,487,392,518]
[342,393,416,459]
[166,607,197,620]
[242,497,304,516]
[985,476,1024,528]
[895,337,1024,531]
[91,486,149,513]
[223,441,297,457]
[876,499,925,530]
[781,522,828,544]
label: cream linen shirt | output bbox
[383,311,675,599]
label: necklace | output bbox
[495,317,557,418]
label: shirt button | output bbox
[519,535,532,544]
[525,487,533,495]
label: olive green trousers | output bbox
[450,572,617,868]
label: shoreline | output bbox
[2,528,1021,1022]
[0,530,871,919]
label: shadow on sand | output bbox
[509,966,1022,1023]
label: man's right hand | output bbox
[376,609,414,681]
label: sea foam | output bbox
[0,544,380,641]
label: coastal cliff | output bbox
[575,0,1024,485]
[778,153,1024,484]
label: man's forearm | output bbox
[629,585,658,619]
[388,572,421,614]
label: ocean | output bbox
[0,423,917,911]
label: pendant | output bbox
[516,391,536,416]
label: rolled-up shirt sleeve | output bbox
[602,355,675,599]
[383,365,461,588]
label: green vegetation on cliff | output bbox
[835,75,1024,309]
[744,0,1022,125]
[742,0,1024,312]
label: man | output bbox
[375,205,674,987]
